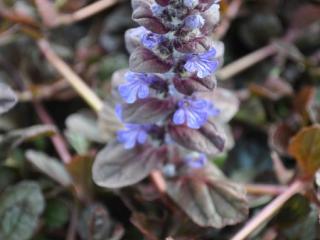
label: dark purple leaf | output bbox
[173,75,216,95]
[168,121,225,155]
[132,0,169,34]
[92,143,167,188]
[122,98,175,124]
[167,163,248,228]
[155,0,169,6]
[129,47,172,73]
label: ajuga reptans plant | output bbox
[93,0,248,229]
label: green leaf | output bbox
[26,150,72,187]
[0,181,45,240]
[275,198,320,240]
[235,97,266,125]
[167,163,248,228]
[78,204,124,240]
[65,130,90,155]
[288,124,320,177]
[274,194,311,228]
[0,125,56,159]
[0,83,17,115]
[44,199,69,230]
[93,143,166,188]
[0,166,17,193]
[65,112,106,143]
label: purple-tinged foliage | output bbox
[173,75,216,95]
[93,0,248,230]
[121,98,175,124]
[130,47,172,73]
[118,0,226,153]
[168,122,225,155]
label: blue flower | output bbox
[117,124,150,149]
[184,152,207,169]
[118,72,155,103]
[115,104,123,120]
[184,48,219,78]
[141,32,165,49]
[173,97,219,129]
[184,14,205,29]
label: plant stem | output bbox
[37,39,104,112]
[217,44,277,80]
[245,184,287,196]
[215,0,243,39]
[55,0,118,26]
[231,180,305,240]
[33,101,72,164]
[37,38,167,194]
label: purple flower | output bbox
[184,15,205,29]
[141,32,165,49]
[173,97,220,129]
[117,124,150,149]
[115,104,123,120]
[184,48,219,78]
[184,152,207,169]
[118,72,156,103]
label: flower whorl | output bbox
[116,0,225,169]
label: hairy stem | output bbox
[37,38,167,194]
[231,180,305,240]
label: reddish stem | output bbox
[33,101,72,164]
[231,180,305,240]
[245,184,287,196]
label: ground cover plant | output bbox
[0,0,320,239]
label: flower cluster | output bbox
[115,0,224,170]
